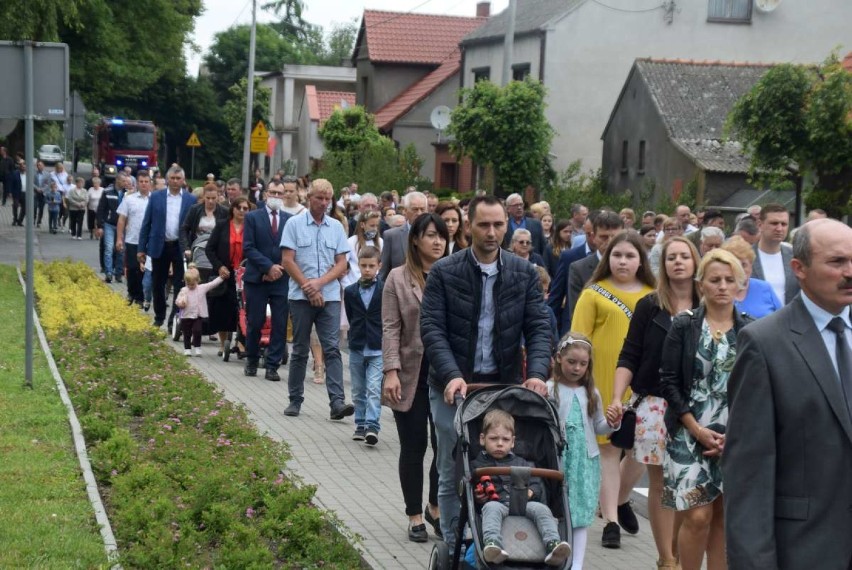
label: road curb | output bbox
[17,267,121,569]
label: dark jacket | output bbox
[241,208,290,294]
[470,451,543,504]
[420,249,551,389]
[344,280,383,352]
[96,185,123,227]
[206,218,236,272]
[548,243,593,330]
[617,292,700,397]
[180,202,229,253]
[659,304,753,435]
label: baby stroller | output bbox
[171,233,215,342]
[222,261,272,366]
[428,385,573,570]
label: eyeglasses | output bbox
[664,227,680,233]
[515,240,531,245]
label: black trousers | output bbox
[152,241,184,323]
[181,317,203,349]
[69,209,84,237]
[125,243,144,304]
[393,382,439,516]
[11,193,25,224]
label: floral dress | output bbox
[563,392,600,528]
[663,321,737,511]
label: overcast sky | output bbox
[186,0,509,75]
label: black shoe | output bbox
[408,523,428,543]
[280,353,288,366]
[264,368,280,382]
[143,302,150,312]
[424,506,442,539]
[364,431,378,446]
[244,362,258,377]
[114,275,123,283]
[152,319,164,327]
[617,501,639,535]
[283,402,301,417]
[104,276,112,284]
[602,521,621,549]
[330,402,355,421]
[352,427,366,441]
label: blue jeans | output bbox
[103,223,124,277]
[142,269,152,303]
[430,386,461,548]
[288,300,347,410]
[349,350,383,433]
[481,501,560,547]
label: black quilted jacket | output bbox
[420,249,551,390]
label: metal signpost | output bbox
[0,41,69,388]
[186,132,202,180]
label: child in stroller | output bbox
[473,409,571,566]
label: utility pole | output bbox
[501,0,517,86]
[241,0,258,190]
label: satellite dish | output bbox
[754,0,781,12]
[430,106,451,130]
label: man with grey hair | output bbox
[733,217,760,245]
[138,165,197,327]
[348,192,383,236]
[379,191,427,280]
[570,203,589,246]
[725,218,852,569]
[699,226,725,257]
[502,193,546,257]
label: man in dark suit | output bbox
[725,218,852,569]
[379,191,427,281]
[750,203,799,304]
[502,193,546,258]
[563,211,623,333]
[241,184,291,381]
[7,160,25,226]
[549,216,596,330]
[137,165,197,327]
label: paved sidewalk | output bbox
[3,203,662,569]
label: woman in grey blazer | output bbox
[381,213,449,543]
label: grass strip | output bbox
[0,264,109,568]
[35,260,363,568]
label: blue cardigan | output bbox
[735,277,783,319]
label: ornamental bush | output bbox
[35,260,364,569]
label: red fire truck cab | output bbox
[93,118,158,179]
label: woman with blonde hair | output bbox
[608,236,701,569]
[659,249,753,570]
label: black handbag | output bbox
[609,395,646,450]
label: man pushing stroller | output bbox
[472,409,572,566]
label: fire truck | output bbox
[93,118,158,179]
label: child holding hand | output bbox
[547,332,619,570]
[175,264,224,356]
[471,409,572,567]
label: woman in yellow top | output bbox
[571,230,655,549]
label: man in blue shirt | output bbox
[280,178,355,420]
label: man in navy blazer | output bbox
[241,184,291,381]
[502,193,547,258]
[137,165,197,327]
[548,237,594,331]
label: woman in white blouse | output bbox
[435,201,467,254]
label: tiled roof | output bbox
[636,58,772,173]
[355,10,485,65]
[463,0,582,43]
[305,86,356,124]
[374,52,460,131]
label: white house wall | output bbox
[462,34,542,87]
[537,0,852,173]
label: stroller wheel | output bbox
[171,318,181,342]
[428,542,450,570]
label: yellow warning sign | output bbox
[250,121,268,154]
[186,132,202,147]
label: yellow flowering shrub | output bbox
[34,260,155,337]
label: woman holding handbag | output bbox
[606,236,701,569]
[571,230,655,548]
[658,249,752,570]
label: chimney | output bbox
[476,1,490,18]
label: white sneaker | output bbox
[193,347,202,356]
[183,349,192,356]
[544,541,571,566]
[483,543,509,564]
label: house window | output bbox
[638,140,646,174]
[621,140,629,173]
[707,0,752,23]
[472,67,491,83]
[512,63,531,81]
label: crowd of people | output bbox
[3,148,850,570]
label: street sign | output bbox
[186,132,202,147]
[250,120,268,154]
[0,42,69,120]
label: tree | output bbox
[320,20,358,66]
[221,78,271,176]
[727,54,852,217]
[319,106,385,153]
[448,77,554,194]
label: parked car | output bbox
[38,144,64,165]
